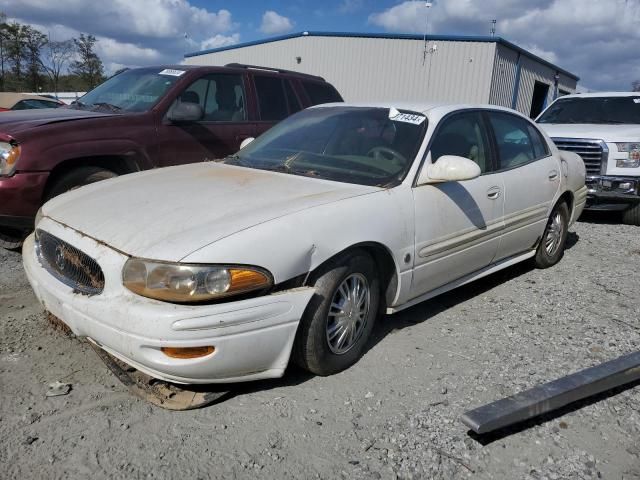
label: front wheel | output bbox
[533,201,569,269]
[0,227,28,250]
[293,250,380,376]
[622,203,640,226]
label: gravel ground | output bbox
[1,213,639,479]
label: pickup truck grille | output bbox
[551,138,606,176]
[35,229,105,295]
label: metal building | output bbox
[183,32,578,118]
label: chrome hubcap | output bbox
[326,273,370,355]
[545,211,564,255]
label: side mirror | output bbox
[239,137,255,149]
[167,102,203,123]
[417,155,481,185]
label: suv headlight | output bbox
[0,142,20,176]
[615,142,640,168]
[122,258,272,303]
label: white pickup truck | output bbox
[537,92,640,225]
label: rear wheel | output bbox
[533,201,569,268]
[46,166,118,200]
[293,250,380,376]
[622,203,640,226]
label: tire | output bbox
[46,167,118,200]
[622,203,640,226]
[293,250,380,376]
[0,227,28,250]
[533,201,570,269]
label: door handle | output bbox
[487,187,501,200]
[548,170,559,181]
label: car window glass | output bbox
[527,124,549,158]
[255,76,288,121]
[284,80,302,113]
[176,74,246,122]
[13,99,59,110]
[489,113,537,169]
[302,81,343,105]
[429,112,490,173]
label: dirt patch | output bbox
[1,218,639,479]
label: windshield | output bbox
[71,68,184,113]
[537,96,640,124]
[226,107,427,187]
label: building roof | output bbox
[184,31,579,81]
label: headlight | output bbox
[35,207,44,227]
[0,142,20,176]
[615,142,640,168]
[122,258,272,303]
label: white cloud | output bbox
[260,10,294,35]
[368,1,427,33]
[200,33,240,50]
[338,0,364,14]
[368,0,640,90]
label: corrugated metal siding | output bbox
[490,45,577,115]
[512,51,577,116]
[184,36,496,104]
[488,45,519,108]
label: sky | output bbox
[2,0,640,91]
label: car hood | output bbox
[0,107,115,137]
[42,162,381,261]
[539,123,640,142]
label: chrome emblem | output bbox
[54,245,66,271]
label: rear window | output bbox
[302,81,343,105]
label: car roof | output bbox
[128,64,327,82]
[558,91,640,99]
[312,101,525,116]
[0,92,61,108]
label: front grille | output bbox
[551,138,607,176]
[35,229,105,295]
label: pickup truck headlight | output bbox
[122,258,272,303]
[0,142,20,176]
[615,143,640,168]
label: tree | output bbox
[40,38,74,94]
[4,22,28,88]
[632,80,640,92]
[70,34,104,89]
[23,26,47,91]
[0,13,7,90]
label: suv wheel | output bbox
[0,227,28,250]
[47,167,118,200]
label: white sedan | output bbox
[23,103,587,385]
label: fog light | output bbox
[161,346,215,359]
[616,158,640,168]
[618,182,632,191]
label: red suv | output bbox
[0,64,343,248]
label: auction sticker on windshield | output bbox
[389,107,426,125]
[159,69,186,77]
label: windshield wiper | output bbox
[91,102,123,112]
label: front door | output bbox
[410,111,504,298]
[155,73,256,167]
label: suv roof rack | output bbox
[224,63,325,82]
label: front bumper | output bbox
[0,171,49,228]
[22,218,315,384]
[585,175,640,211]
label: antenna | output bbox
[490,19,496,37]
[422,2,433,65]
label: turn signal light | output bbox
[161,346,215,359]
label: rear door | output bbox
[252,75,302,137]
[486,110,561,261]
[155,72,256,166]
